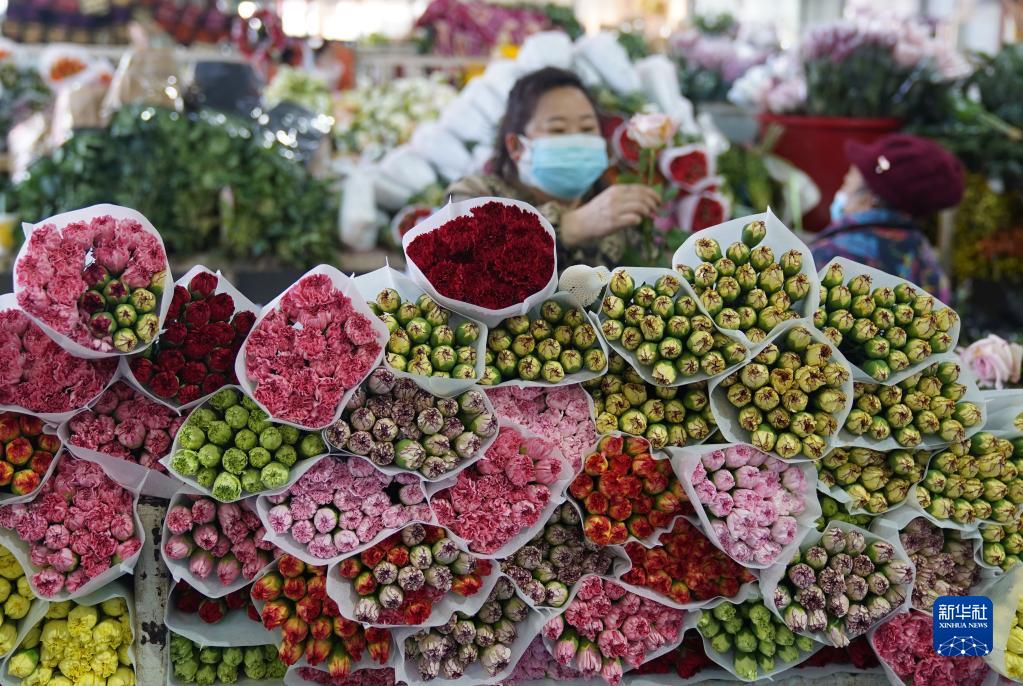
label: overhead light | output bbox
[238,1,256,19]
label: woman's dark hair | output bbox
[492,67,599,182]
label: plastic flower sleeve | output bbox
[409,123,474,182]
[515,30,574,72]
[708,318,854,462]
[120,265,259,412]
[13,204,174,359]
[401,197,559,329]
[353,266,488,396]
[326,522,501,629]
[658,143,717,193]
[670,443,821,570]
[235,265,388,432]
[282,664,399,686]
[573,31,642,96]
[980,388,1023,433]
[164,583,279,648]
[983,565,1023,681]
[816,257,961,385]
[440,91,495,144]
[672,208,821,355]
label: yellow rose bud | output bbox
[0,622,18,655]
[91,619,121,648]
[100,598,127,618]
[49,677,73,686]
[0,554,24,580]
[21,665,52,686]
[118,616,133,644]
[46,601,72,619]
[67,606,98,636]
[16,576,32,599]
[117,643,132,666]
[74,672,105,686]
[41,619,68,648]
[113,666,135,686]
[7,648,39,677]
[0,577,13,604]
[1007,652,1023,678]
[1008,626,1023,655]
[4,593,30,620]
[94,649,118,677]
[20,623,40,649]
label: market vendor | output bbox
[446,67,660,267]
[811,133,964,304]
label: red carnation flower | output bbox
[386,546,409,567]
[188,272,219,299]
[183,338,213,360]
[156,349,186,373]
[203,321,236,347]
[174,586,201,613]
[177,384,201,404]
[198,598,226,623]
[180,361,207,385]
[184,301,211,327]
[162,321,188,347]
[403,600,432,625]
[150,372,180,399]
[201,374,226,396]
[169,286,190,317]
[207,293,236,323]
[360,546,386,568]
[232,311,256,337]
[224,588,247,610]
[130,357,155,384]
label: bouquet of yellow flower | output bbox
[6,594,135,685]
[0,544,37,657]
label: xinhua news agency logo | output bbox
[933,596,993,657]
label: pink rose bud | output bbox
[691,462,708,485]
[745,447,768,467]
[29,544,50,568]
[217,554,241,585]
[724,444,754,468]
[707,492,734,518]
[754,540,783,565]
[47,547,78,573]
[242,551,270,580]
[217,502,242,529]
[193,523,220,551]
[771,516,797,546]
[712,469,735,492]
[212,536,231,558]
[191,498,216,524]
[733,465,761,490]
[166,504,194,535]
[116,538,142,562]
[782,466,806,493]
[542,615,564,641]
[189,550,215,579]
[701,449,726,471]
[267,505,293,534]
[110,513,134,542]
[163,534,194,560]
[399,484,425,506]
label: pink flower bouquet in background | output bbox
[14,208,169,354]
[431,424,566,555]
[959,334,1023,389]
[66,381,184,474]
[871,611,989,686]
[262,455,431,562]
[543,576,687,686]
[0,306,116,417]
[242,271,384,429]
[0,456,141,596]
[163,494,279,592]
[486,386,596,472]
[687,444,816,567]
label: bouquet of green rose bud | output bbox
[599,268,748,386]
[980,511,1023,572]
[763,523,913,647]
[165,387,327,502]
[841,359,984,449]
[713,321,852,460]
[169,633,287,684]
[815,494,874,531]
[584,352,715,448]
[672,217,817,345]
[401,575,540,681]
[817,447,930,515]
[480,294,608,386]
[913,432,1023,527]
[697,597,821,681]
[815,258,959,382]
[324,368,498,480]
[499,502,622,609]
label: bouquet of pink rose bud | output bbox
[163,494,280,593]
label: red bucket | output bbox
[759,114,902,231]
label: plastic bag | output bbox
[573,32,642,96]
[410,123,474,182]
[440,92,495,145]
[515,31,573,72]
[980,389,1023,433]
[376,146,439,203]
[164,581,278,648]
[635,54,699,135]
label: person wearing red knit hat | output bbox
[811,133,965,303]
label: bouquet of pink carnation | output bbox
[0,456,141,597]
[0,304,116,418]
[544,576,687,686]
[430,424,567,555]
[241,270,385,429]
[871,610,989,686]
[262,455,431,562]
[14,207,170,354]
[486,386,596,472]
[65,380,184,474]
[686,444,818,567]
[163,494,280,594]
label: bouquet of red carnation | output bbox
[796,635,878,670]
[632,632,717,678]
[171,579,261,624]
[622,518,757,606]
[569,434,690,546]
[66,381,183,475]
[0,411,61,499]
[292,666,399,686]
[252,554,392,676]
[332,522,492,626]
[129,268,256,406]
[163,494,280,593]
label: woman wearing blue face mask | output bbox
[447,67,661,268]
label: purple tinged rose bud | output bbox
[425,565,453,593]
[378,584,404,609]
[409,545,432,570]
[804,546,828,570]
[827,620,849,647]
[417,408,444,434]
[453,432,481,459]
[851,555,875,577]
[828,553,853,576]
[450,552,476,577]
[844,531,867,555]
[347,431,374,456]
[795,584,825,611]
[845,575,868,602]
[476,601,503,625]
[867,595,893,622]
[373,561,398,585]
[816,567,846,596]
[350,408,376,432]
[325,420,351,450]
[480,644,512,677]
[436,398,460,418]
[844,605,872,639]
[367,368,397,395]
[773,586,792,610]
[416,656,440,680]
[867,572,890,596]
[787,563,816,589]
[826,593,850,618]
[821,528,847,554]
[457,643,478,665]
[524,579,546,605]
[784,605,808,631]
[401,523,426,547]
[441,657,464,680]
[441,418,464,440]
[883,560,914,585]
[474,623,496,647]
[432,539,459,565]
[867,540,895,564]
[884,586,906,608]
[452,620,477,645]
[372,418,399,443]
[398,566,425,592]
[493,618,518,645]
[806,608,828,632]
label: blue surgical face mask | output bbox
[829,191,848,223]
[516,134,609,200]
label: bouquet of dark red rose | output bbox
[171,579,261,625]
[129,267,257,407]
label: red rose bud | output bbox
[188,272,219,299]
[476,559,493,576]
[6,437,32,466]
[84,263,110,288]
[251,572,283,601]
[654,491,681,514]
[336,558,363,579]
[310,616,333,640]
[624,437,650,456]
[183,338,213,360]
[79,290,106,315]
[403,599,433,624]
[368,636,390,664]
[583,452,608,476]
[632,494,653,515]
[184,300,211,327]
[627,514,654,540]
[622,567,646,586]
[162,321,188,347]
[11,470,39,495]
[596,474,619,497]
[669,581,692,604]
[177,385,201,405]
[170,285,190,315]
[333,617,359,638]
[203,321,235,346]
[327,644,353,678]
[360,546,386,568]
[647,569,672,595]
[322,598,340,617]
[198,598,227,623]
[0,463,14,487]
[208,293,236,323]
[180,361,206,385]
[260,599,292,629]
[569,474,594,499]
[607,497,633,522]
[283,576,307,601]
[278,640,304,666]
[150,372,180,399]
[232,311,256,336]
[305,638,332,666]
[295,595,322,623]
[583,515,613,546]
[423,526,445,544]
[207,347,235,372]
[598,435,624,455]
[36,433,60,453]
[129,357,155,384]
[387,546,410,567]
[648,509,674,529]
[306,574,327,600]
[353,570,377,596]
[18,415,42,437]
[29,450,54,475]
[278,555,306,578]
[175,586,201,613]
[643,472,669,495]
[631,455,658,479]
[156,349,186,373]
[609,454,631,475]
[283,616,309,643]
[609,521,628,545]
[583,491,609,515]
[0,414,19,442]
[451,573,482,597]
[224,589,247,610]
[644,548,669,571]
